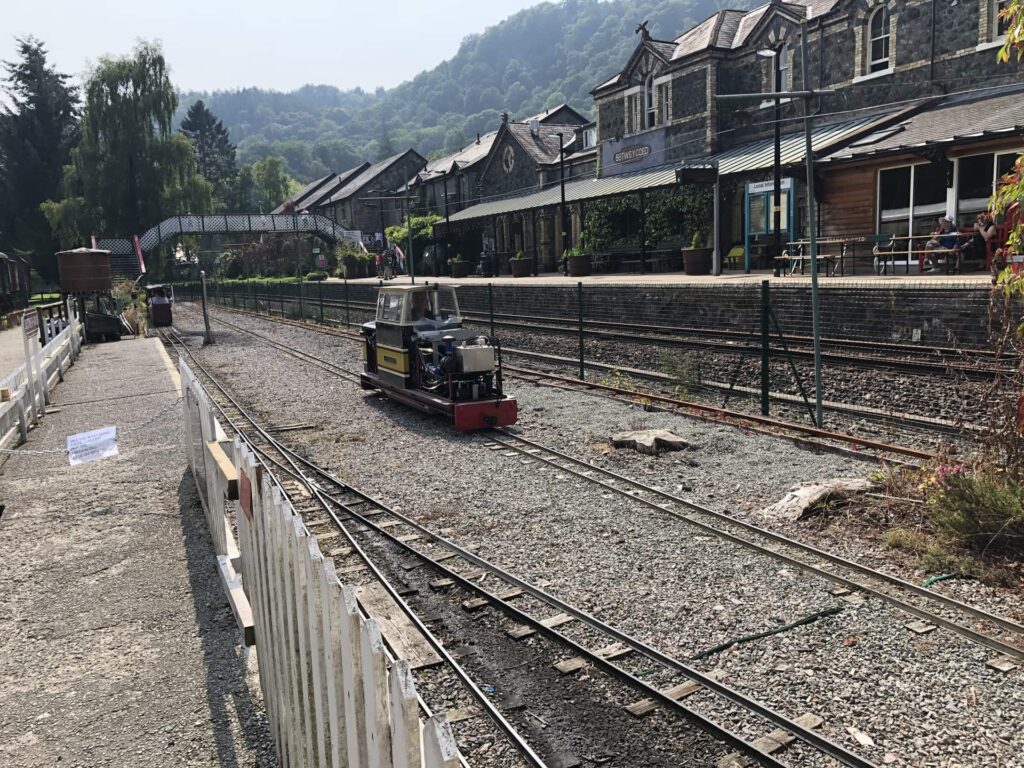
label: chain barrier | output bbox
[0,396,184,456]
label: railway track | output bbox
[192,303,948,460]
[161,325,895,768]
[178,306,1024,664]
[219,291,1008,378]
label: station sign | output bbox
[22,310,39,339]
[601,129,667,176]
[747,178,793,194]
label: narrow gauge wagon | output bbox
[360,284,517,430]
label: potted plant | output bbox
[566,246,591,277]
[682,231,713,276]
[479,251,495,277]
[510,250,532,277]
[451,254,471,278]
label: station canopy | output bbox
[444,113,889,225]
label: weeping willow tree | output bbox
[42,41,210,275]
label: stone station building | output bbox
[442,0,1024,275]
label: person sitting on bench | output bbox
[924,217,958,271]
[957,212,997,273]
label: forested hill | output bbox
[176,0,747,182]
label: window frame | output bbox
[644,74,656,129]
[867,5,891,75]
[994,0,1012,39]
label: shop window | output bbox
[911,162,947,234]
[879,163,953,236]
[867,6,891,74]
[956,151,1021,226]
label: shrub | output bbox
[305,270,328,281]
[929,469,1024,556]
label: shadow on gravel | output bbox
[359,389,492,443]
[175,471,275,767]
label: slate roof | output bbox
[507,122,577,164]
[324,149,425,205]
[272,164,370,213]
[823,87,1024,163]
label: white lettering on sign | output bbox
[67,426,118,466]
[613,145,652,164]
[22,310,39,339]
[747,178,794,194]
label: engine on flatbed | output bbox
[360,284,517,430]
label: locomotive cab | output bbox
[360,284,517,431]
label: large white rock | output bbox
[761,477,878,522]
[610,429,691,456]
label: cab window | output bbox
[436,287,461,322]
[378,292,404,322]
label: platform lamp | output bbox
[719,21,831,427]
[757,46,784,278]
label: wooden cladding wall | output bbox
[820,165,877,237]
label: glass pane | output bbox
[772,193,789,232]
[378,292,404,322]
[997,153,1017,179]
[437,288,460,321]
[879,167,911,212]
[958,153,994,202]
[749,195,767,234]
[914,162,948,208]
[871,9,888,37]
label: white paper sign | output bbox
[67,426,118,466]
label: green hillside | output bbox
[176,0,745,182]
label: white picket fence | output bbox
[0,301,84,450]
[179,358,464,768]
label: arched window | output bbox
[772,44,790,92]
[867,6,890,74]
[645,74,656,129]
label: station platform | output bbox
[0,336,273,765]
[328,269,994,288]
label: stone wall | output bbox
[476,130,543,198]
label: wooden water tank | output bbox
[57,248,113,293]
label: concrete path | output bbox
[0,337,274,766]
[0,325,29,381]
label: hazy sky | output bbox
[1,0,548,93]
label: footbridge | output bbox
[95,213,362,279]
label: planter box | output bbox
[510,259,532,277]
[451,261,472,278]
[568,254,592,277]
[682,248,713,276]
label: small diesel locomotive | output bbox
[360,284,518,430]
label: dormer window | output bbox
[582,128,596,149]
[867,5,890,74]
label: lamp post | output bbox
[757,47,784,278]
[718,22,830,426]
[441,168,452,278]
[557,131,568,274]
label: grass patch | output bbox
[883,527,989,581]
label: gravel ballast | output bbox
[179,304,1023,767]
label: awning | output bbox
[445,113,891,225]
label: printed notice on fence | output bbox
[67,426,118,466]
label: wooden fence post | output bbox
[305,536,331,766]
[388,660,422,768]
[339,584,369,767]
[289,516,316,763]
[423,716,460,768]
[320,560,346,768]
[360,617,393,768]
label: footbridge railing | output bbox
[95,213,362,256]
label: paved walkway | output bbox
[327,269,993,288]
[0,337,274,766]
[0,325,28,381]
